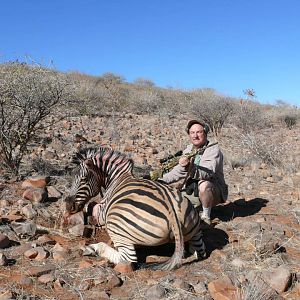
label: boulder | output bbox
[11,221,37,238]
[208,276,237,300]
[21,176,50,189]
[262,265,292,293]
[22,187,48,203]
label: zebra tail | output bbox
[145,240,184,271]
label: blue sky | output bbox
[1,0,299,106]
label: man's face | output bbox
[188,124,207,148]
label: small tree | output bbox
[128,89,164,114]
[283,115,297,129]
[95,72,128,112]
[0,62,73,176]
[189,89,234,136]
[230,100,269,133]
[134,77,155,87]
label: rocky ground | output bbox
[0,113,300,300]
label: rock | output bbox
[52,243,67,252]
[114,261,134,273]
[68,224,92,237]
[38,273,55,284]
[172,278,194,292]
[21,176,50,189]
[193,282,207,295]
[0,214,23,222]
[145,284,166,299]
[37,235,56,246]
[235,220,261,232]
[78,259,93,269]
[11,221,37,238]
[18,275,33,286]
[106,274,123,288]
[24,248,39,259]
[52,250,68,262]
[249,230,281,256]
[262,265,292,293]
[47,186,62,198]
[35,247,49,261]
[0,253,8,266]
[22,187,48,203]
[68,224,86,236]
[53,278,66,292]
[209,249,227,261]
[11,242,32,256]
[85,291,110,299]
[66,211,85,226]
[208,275,237,300]
[243,271,281,299]
[0,234,10,249]
[21,204,37,219]
[27,264,55,277]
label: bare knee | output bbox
[198,181,221,207]
[199,181,211,193]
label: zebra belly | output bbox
[106,220,172,247]
[109,232,172,247]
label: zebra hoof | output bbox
[196,251,207,261]
[82,246,97,256]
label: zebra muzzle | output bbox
[82,245,97,256]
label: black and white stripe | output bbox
[65,147,206,270]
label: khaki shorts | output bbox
[181,180,223,208]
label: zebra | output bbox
[64,147,206,270]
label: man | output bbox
[160,120,228,225]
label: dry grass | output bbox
[236,276,279,300]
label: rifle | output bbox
[149,142,218,181]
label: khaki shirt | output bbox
[161,141,228,201]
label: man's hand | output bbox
[179,156,190,167]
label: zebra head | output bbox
[65,148,103,214]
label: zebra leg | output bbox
[187,232,206,260]
[84,242,137,265]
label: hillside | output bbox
[0,112,299,299]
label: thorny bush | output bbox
[0,62,74,176]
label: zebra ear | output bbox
[71,152,85,165]
[84,159,96,170]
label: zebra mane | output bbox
[72,146,134,171]
[71,146,99,165]
[98,147,134,171]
